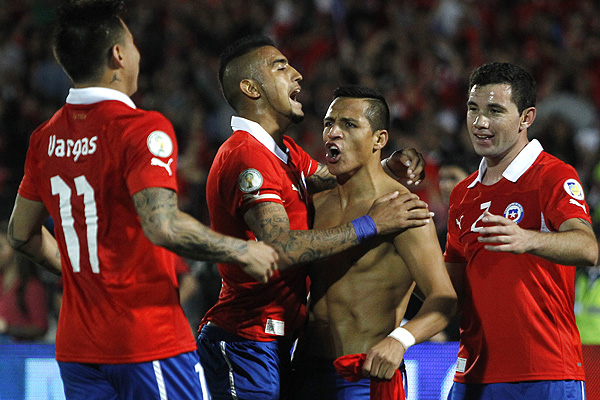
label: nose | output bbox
[473,114,489,129]
[291,66,302,82]
[325,123,343,140]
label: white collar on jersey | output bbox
[66,87,137,109]
[231,116,289,163]
[468,138,544,188]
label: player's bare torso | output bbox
[304,176,415,358]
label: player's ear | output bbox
[240,79,261,99]
[373,129,388,151]
[519,106,536,131]
[109,44,125,70]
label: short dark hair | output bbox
[218,35,275,109]
[332,85,390,131]
[52,0,127,84]
[468,62,536,114]
[219,35,275,86]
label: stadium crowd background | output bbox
[1,0,600,342]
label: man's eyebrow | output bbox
[323,116,360,124]
[271,58,288,67]
[467,100,507,110]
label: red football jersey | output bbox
[444,140,589,383]
[18,88,196,363]
[202,116,318,341]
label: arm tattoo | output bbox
[245,202,358,268]
[578,218,593,229]
[6,220,28,250]
[7,220,62,276]
[305,163,337,194]
[133,187,246,264]
[133,187,178,237]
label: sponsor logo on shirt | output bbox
[147,131,173,158]
[569,199,587,214]
[503,202,524,224]
[150,157,173,176]
[238,169,263,193]
[48,135,97,162]
[563,179,585,200]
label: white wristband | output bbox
[388,327,416,350]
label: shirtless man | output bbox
[292,85,457,399]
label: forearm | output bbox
[8,196,62,275]
[145,209,249,264]
[527,228,598,266]
[272,223,359,269]
[134,187,251,265]
[480,214,598,266]
[401,294,457,344]
[246,202,358,269]
[8,225,62,276]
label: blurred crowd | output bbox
[1,0,600,343]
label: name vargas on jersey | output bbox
[48,134,98,162]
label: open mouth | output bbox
[290,88,301,105]
[326,143,341,163]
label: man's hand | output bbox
[368,191,432,235]
[477,211,532,254]
[238,240,279,283]
[362,337,406,380]
[383,148,426,185]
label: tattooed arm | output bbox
[8,195,62,275]
[243,191,432,270]
[133,187,278,282]
[305,163,337,194]
[244,202,357,269]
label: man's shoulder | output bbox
[534,151,575,172]
[116,106,169,127]
[527,151,580,184]
[218,130,267,153]
[378,172,410,194]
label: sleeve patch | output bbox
[563,179,585,200]
[147,131,173,157]
[238,169,263,193]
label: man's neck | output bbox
[240,111,292,148]
[74,72,133,97]
[335,161,387,207]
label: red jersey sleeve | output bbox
[283,136,319,178]
[18,123,48,201]
[223,139,287,217]
[122,111,179,195]
[538,161,591,231]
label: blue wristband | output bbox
[351,215,378,243]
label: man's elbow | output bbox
[140,222,172,249]
[579,235,599,267]
[584,246,599,267]
[6,229,29,252]
[439,291,458,321]
[438,284,459,321]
